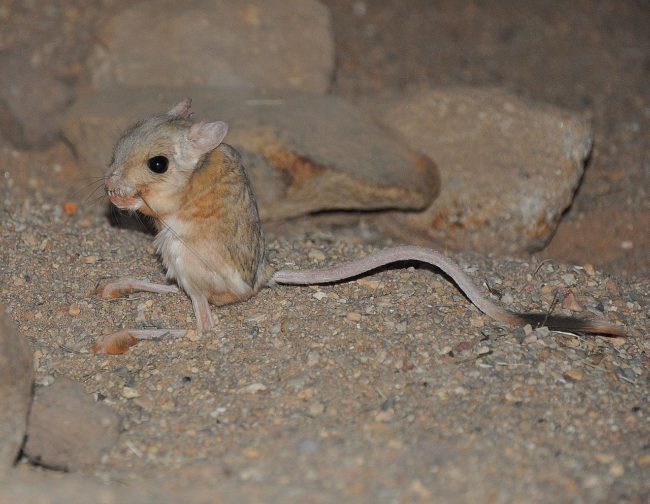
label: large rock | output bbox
[0,142,80,202]
[63,87,439,221]
[0,306,33,471]
[362,88,592,254]
[0,50,74,148]
[87,0,334,94]
[23,378,120,471]
[0,470,180,503]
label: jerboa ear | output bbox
[167,98,193,119]
[187,121,229,156]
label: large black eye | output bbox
[147,155,169,173]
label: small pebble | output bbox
[408,479,432,499]
[534,326,550,338]
[68,304,81,316]
[35,375,55,387]
[564,337,580,348]
[374,409,394,422]
[469,317,484,327]
[605,279,620,294]
[238,383,267,394]
[22,234,38,247]
[347,311,362,322]
[306,351,320,366]
[297,388,315,400]
[454,341,472,353]
[209,407,226,419]
[438,345,452,355]
[615,366,636,382]
[608,462,625,477]
[245,312,267,323]
[504,392,519,403]
[594,453,615,464]
[308,402,325,416]
[561,273,576,286]
[523,334,538,345]
[121,387,140,399]
[313,291,327,300]
[62,201,78,216]
[297,438,319,455]
[308,249,326,261]
[562,292,583,311]
[564,369,584,382]
[238,467,262,482]
[610,337,626,348]
[185,329,200,342]
[357,278,381,289]
[242,447,260,459]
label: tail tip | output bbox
[513,312,626,337]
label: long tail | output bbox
[268,245,625,336]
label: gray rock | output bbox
[23,377,120,471]
[0,466,314,503]
[362,88,592,254]
[0,50,74,148]
[87,0,334,94]
[63,87,439,220]
[0,470,180,504]
[0,306,33,472]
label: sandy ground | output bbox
[1,169,647,500]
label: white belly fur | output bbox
[154,217,250,299]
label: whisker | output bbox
[110,201,119,223]
[132,208,152,233]
[73,175,107,183]
[68,177,107,200]
[87,193,109,207]
[83,184,107,204]
[70,174,107,186]
[70,179,104,194]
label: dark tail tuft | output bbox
[512,312,626,337]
